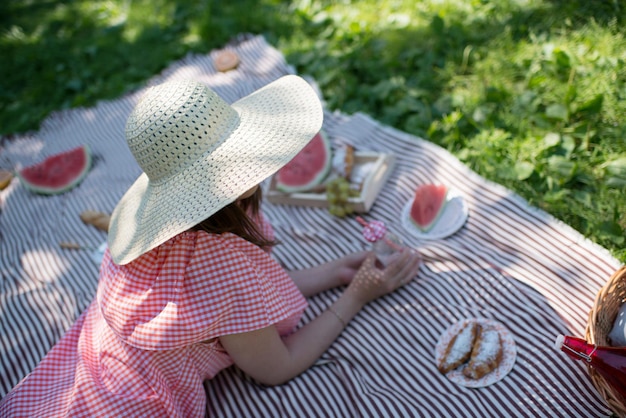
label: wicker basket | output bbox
[585,266,626,418]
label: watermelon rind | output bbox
[276,130,332,194]
[17,144,92,195]
[409,185,448,232]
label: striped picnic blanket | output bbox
[0,34,622,417]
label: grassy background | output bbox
[2,0,625,262]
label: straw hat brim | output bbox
[108,75,323,265]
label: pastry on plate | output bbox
[463,327,503,379]
[438,321,480,374]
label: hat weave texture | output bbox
[108,75,323,265]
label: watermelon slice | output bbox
[17,144,91,195]
[410,184,448,232]
[276,130,332,193]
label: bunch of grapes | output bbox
[326,176,360,218]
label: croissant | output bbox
[80,210,111,232]
[438,321,480,374]
[463,327,503,379]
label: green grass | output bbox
[2,0,625,262]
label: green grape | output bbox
[334,206,346,217]
[328,205,340,216]
[325,176,355,218]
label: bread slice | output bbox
[463,327,503,379]
[438,321,480,374]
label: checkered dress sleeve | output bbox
[98,229,307,351]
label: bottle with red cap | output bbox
[555,334,626,401]
[356,217,405,267]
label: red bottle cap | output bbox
[356,216,386,242]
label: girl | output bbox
[0,75,421,417]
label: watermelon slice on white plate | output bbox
[410,183,449,232]
[401,184,469,240]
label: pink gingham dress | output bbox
[0,213,307,417]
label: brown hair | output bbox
[191,187,277,249]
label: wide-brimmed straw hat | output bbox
[108,75,323,265]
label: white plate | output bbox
[401,189,468,240]
[434,318,517,388]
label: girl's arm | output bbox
[288,251,370,297]
[219,250,422,386]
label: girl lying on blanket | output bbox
[0,75,421,417]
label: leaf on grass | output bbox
[575,94,603,116]
[606,177,626,188]
[543,132,561,148]
[515,90,539,112]
[565,83,577,106]
[596,221,625,245]
[485,86,508,103]
[528,74,547,89]
[66,78,83,92]
[602,157,626,176]
[472,106,491,123]
[562,135,576,158]
[601,157,626,189]
[572,190,593,207]
[514,161,535,180]
[430,15,444,34]
[547,155,576,180]
[544,189,569,203]
[545,103,568,121]
[553,48,571,69]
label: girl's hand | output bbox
[345,249,422,305]
[332,250,371,286]
[288,250,370,297]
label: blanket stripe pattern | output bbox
[0,34,622,417]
